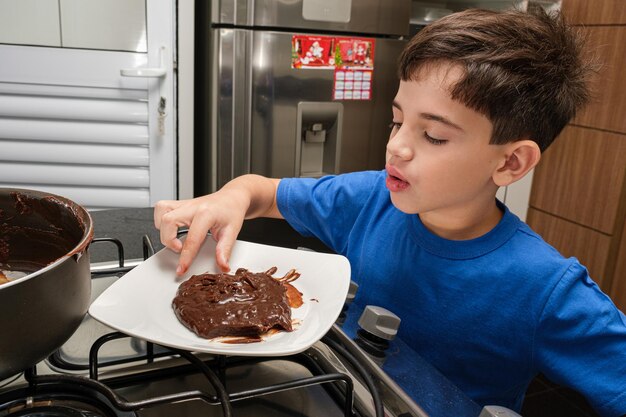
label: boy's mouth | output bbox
[385,165,409,192]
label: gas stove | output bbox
[0,212,517,417]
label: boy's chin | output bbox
[389,194,420,214]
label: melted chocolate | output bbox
[0,239,8,265]
[0,191,90,282]
[173,267,301,341]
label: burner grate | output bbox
[84,331,358,417]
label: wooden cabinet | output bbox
[527,0,626,309]
[571,26,626,133]
[530,126,626,234]
[561,0,626,25]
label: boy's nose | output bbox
[386,131,413,160]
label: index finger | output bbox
[213,224,241,272]
[177,209,214,276]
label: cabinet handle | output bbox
[120,46,167,78]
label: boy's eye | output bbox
[389,122,402,130]
[424,132,447,145]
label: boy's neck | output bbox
[419,200,504,241]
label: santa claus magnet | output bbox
[291,35,375,101]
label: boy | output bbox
[155,7,626,416]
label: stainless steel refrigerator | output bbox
[195,0,411,194]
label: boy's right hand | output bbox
[154,189,247,276]
[154,175,282,277]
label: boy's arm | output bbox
[154,175,282,276]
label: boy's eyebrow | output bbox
[392,100,465,133]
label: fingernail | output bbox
[176,265,183,275]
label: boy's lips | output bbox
[385,165,409,192]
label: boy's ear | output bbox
[493,140,541,187]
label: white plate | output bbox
[89,239,351,356]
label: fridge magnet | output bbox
[291,35,336,69]
[333,69,373,101]
[333,37,375,70]
[291,35,376,100]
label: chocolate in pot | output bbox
[0,192,86,280]
[0,188,93,380]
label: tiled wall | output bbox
[0,0,146,52]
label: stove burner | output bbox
[0,377,135,417]
[6,405,103,417]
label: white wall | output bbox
[0,0,146,52]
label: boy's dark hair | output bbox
[399,7,595,152]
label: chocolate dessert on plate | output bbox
[173,267,302,342]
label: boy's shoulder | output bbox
[330,169,386,185]
[510,217,563,259]
[498,212,587,283]
[286,169,385,189]
[307,169,389,201]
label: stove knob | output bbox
[355,305,401,365]
[358,305,400,341]
[345,280,359,305]
[479,406,522,417]
[337,281,359,325]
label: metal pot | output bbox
[0,188,93,380]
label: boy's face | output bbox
[386,63,505,220]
